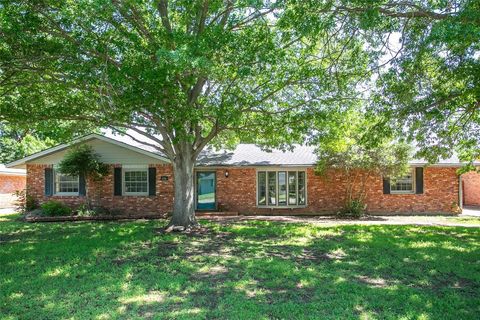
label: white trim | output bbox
[122,164,149,169]
[390,168,415,194]
[5,133,170,168]
[54,170,80,196]
[122,168,149,196]
[0,171,26,176]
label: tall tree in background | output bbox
[0,121,96,163]
[287,0,480,162]
[0,122,54,164]
[0,1,367,228]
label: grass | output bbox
[1,214,479,319]
[441,216,480,225]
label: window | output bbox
[288,172,297,205]
[257,170,306,207]
[267,171,276,205]
[257,172,267,205]
[54,171,79,195]
[390,170,414,194]
[298,171,306,205]
[278,171,287,205]
[124,169,148,195]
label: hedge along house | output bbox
[6,133,478,216]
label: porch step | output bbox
[196,211,238,217]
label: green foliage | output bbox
[0,1,368,154]
[316,139,412,179]
[0,123,55,163]
[0,121,98,164]
[364,0,480,163]
[1,217,479,318]
[40,201,72,216]
[315,110,412,178]
[339,199,366,218]
[76,204,109,217]
[280,0,480,163]
[58,145,108,180]
[315,109,412,214]
[0,0,373,225]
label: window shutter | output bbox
[383,177,391,194]
[45,168,53,196]
[415,167,424,194]
[114,167,122,196]
[79,172,86,196]
[148,167,156,196]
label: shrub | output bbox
[14,190,38,213]
[339,199,366,218]
[76,204,110,217]
[76,204,97,217]
[41,201,72,216]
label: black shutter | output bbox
[44,168,53,196]
[114,167,122,196]
[383,177,391,194]
[79,172,86,196]
[148,167,156,196]
[415,167,424,194]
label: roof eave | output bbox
[5,133,170,168]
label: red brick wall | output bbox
[26,164,173,216]
[215,167,460,214]
[26,164,460,216]
[462,171,480,206]
[0,174,26,194]
[365,167,459,213]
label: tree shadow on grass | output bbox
[1,219,479,319]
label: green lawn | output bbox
[1,214,479,319]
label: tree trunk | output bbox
[168,146,198,229]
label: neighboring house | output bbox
[6,133,480,216]
[462,172,480,207]
[0,165,26,194]
[0,164,26,209]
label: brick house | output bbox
[6,133,479,216]
[0,165,26,209]
[0,165,26,194]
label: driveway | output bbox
[0,208,15,215]
[0,193,16,209]
[461,206,480,217]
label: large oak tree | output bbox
[0,0,366,228]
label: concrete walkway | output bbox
[203,214,480,228]
[461,206,480,217]
[0,208,15,215]
[1,210,478,227]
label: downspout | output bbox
[459,174,463,211]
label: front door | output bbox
[196,171,216,210]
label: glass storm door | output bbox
[196,171,216,210]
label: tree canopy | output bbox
[0,0,478,227]
[0,0,368,228]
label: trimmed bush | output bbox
[41,201,72,216]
